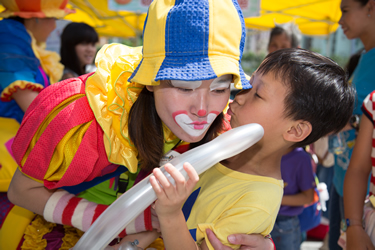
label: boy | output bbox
[146,48,355,250]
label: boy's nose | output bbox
[234,90,247,105]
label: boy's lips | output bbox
[227,106,234,116]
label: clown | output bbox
[4,0,272,249]
[0,0,73,191]
[0,1,73,246]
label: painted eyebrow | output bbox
[211,76,232,84]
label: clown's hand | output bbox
[206,229,274,250]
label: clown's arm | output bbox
[8,168,54,215]
[8,168,156,237]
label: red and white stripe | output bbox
[362,92,375,196]
[43,190,152,236]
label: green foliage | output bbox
[310,47,349,69]
[330,54,349,69]
[241,51,266,75]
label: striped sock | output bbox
[43,190,152,237]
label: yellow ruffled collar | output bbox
[85,44,180,173]
[29,31,63,84]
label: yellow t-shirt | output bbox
[184,163,284,250]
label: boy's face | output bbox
[147,75,231,143]
[228,71,292,144]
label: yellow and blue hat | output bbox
[129,0,251,89]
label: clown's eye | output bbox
[178,88,193,92]
[213,89,228,94]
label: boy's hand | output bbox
[150,162,199,217]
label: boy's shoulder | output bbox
[198,163,284,213]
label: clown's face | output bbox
[147,75,231,142]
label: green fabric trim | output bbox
[77,180,117,205]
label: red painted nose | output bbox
[197,110,206,116]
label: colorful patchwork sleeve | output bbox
[11,74,112,190]
[0,19,44,101]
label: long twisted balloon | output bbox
[74,123,264,249]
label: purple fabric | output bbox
[134,169,151,185]
[5,137,15,160]
[0,192,12,228]
[38,66,49,88]
[278,147,316,216]
[43,224,64,250]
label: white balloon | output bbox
[74,123,264,249]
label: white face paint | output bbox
[209,75,232,91]
[170,80,202,90]
[174,112,218,137]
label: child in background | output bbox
[267,23,301,54]
[271,147,316,249]
[124,49,355,250]
[60,22,99,80]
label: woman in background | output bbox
[0,0,72,247]
[0,0,70,196]
[341,0,375,248]
[60,22,98,80]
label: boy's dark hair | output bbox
[60,22,98,76]
[356,0,369,5]
[257,48,355,147]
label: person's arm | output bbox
[281,188,314,206]
[150,162,201,249]
[8,168,54,215]
[206,229,274,250]
[12,88,39,112]
[344,114,375,250]
[114,231,160,250]
[8,168,157,237]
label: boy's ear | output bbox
[283,121,312,143]
[146,85,154,92]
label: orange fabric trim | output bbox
[13,11,46,18]
[0,0,74,18]
[16,0,41,13]
[59,0,69,10]
[1,81,44,102]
